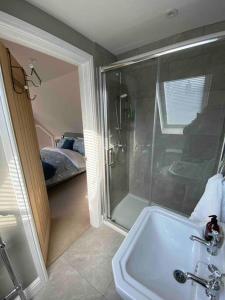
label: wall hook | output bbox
[7,49,41,101]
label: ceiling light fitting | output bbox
[166,9,179,18]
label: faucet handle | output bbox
[208,264,225,285]
[208,264,223,277]
[206,264,225,300]
[208,230,223,243]
[208,264,219,274]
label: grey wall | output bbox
[0,0,116,67]
[118,20,225,60]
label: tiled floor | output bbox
[34,225,124,300]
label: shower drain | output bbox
[173,270,187,284]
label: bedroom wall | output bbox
[35,123,54,150]
[31,69,82,139]
[1,38,83,147]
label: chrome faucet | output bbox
[190,230,223,256]
[173,264,225,300]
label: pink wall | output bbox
[31,69,82,140]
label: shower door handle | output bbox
[108,147,115,167]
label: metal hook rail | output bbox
[7,49,41,101]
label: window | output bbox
[157,75,211,134]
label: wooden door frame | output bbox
[0,11,103,297]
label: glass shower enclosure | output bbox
[100,37,225,230]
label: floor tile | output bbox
[63,225,124,258]
[104,280,122,300]
[61,225,124,294]
[34,258,103,300]
[63,253,113,294]
[34,225,124,300]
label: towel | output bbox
[190,174,225,223]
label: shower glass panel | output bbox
[102,38,225,231]
[104,60,157,229]
[152,40,225,215]
[0,89,37,297]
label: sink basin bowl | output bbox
[112,206,225,300]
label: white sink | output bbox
[112,206,225,300]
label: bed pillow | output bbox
[73,137,85,156]
[57,137,74,148]
[61,139,74,150]
[42,161,56,180]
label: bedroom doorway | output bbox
[0,37,90,265]
[0,11,104,296]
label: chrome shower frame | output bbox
[99,69,111,220]
[99,29,225,230]
[100,31,225,73]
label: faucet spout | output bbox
[185,272,209,288]
[190,230,223,256]
[190,235,210,247]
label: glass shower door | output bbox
[103,71,129,225]
[102,38,225,231]
[103,60,158,230]
[151,40,225,215]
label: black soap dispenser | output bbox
[205,215,220,241]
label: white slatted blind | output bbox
[164,76,206,125]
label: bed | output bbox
[40,132,86,188]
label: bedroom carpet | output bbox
[47,173,90,265]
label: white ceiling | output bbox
[26,0,225,55]
[1,39,75,81]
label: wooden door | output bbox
[0,42,50,263]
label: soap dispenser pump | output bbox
[205,215,220,241]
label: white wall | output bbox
[35,123,54,150]
[31,69,83,139]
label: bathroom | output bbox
[1,1,225,300]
